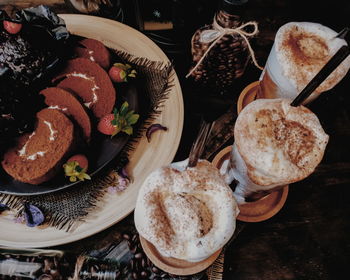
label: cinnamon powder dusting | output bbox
[283,26,329,63]
[147,191,175,251]
[255,109,315,168]
[281,25,329,89]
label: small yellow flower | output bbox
[63,161,91,182]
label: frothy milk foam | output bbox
[259,22,350,103]
[134,159,239,262]
[223,99,329,203]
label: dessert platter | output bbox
[0,11,183,247]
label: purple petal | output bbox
[118,167,129,180]
[107,186,117,194]
[118,177,129,188]
[115,184,128,192]
[14,215,25,224]
[146,124,168,142]
[24,203,45,227]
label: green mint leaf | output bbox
[124,110,135,120]
[112,112,120,126]
[120,101,129,116]
[110,102,139,138]
[112,126,121,137]
[113,63,127,70]
[120,70,127,81]
[122,126,133,135]
[111,112,118,125]
[127,114,139,125]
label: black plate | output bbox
[0,84,139,196]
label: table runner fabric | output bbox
[0,50,174,232]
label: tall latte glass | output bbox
[257,22,350,104]
[224,98,329,204]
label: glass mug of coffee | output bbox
[134,159,239,274]
[222,98,329,204]
[257,22,350,104]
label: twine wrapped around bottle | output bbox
[186,18,263,78]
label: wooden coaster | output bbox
[212,146,289,223]
[140,236,222,276]
[236,186,289,222]
[237,81,259,114]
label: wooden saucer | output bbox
[236,185,289,222]
[237,81,259,114]
[212,145,289,223]
[140,236,222,276]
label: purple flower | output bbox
[107,186,117,194]
[118,167,129,180]
[14,215,25,224]
[23,203,45,227]
[118,177,129,187]
[107,172,130,194]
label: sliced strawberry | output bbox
[108,66,127,83]
[3,21,22,34]
[67,154,89,170]
[97,114,116,135]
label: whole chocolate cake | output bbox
[0,77,44,152]
[0,29,54,85]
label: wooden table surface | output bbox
[1,1,349,279]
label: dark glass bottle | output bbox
[189,0,250,95]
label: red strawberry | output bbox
[3,21,22,34]
[108,63,137,83]
[108,66,127,83]
[67,154,89,171]
[97,114,116,135]
[98,102,139,137]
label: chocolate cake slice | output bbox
[1,108,75,185]
[75,38,111,69]
[41,87,92,143]
[54,58,116,118]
